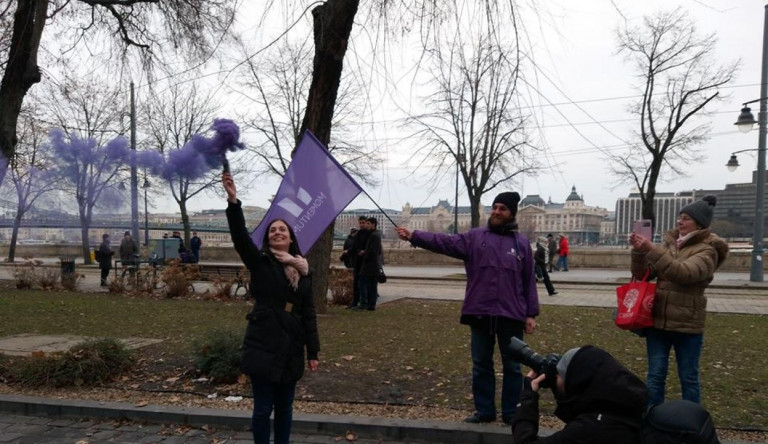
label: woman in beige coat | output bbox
[628,195,728,407]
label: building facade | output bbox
[398,200,483,234]
[334,208,401,240]
[517,187,609,244]
[614,191,695,240]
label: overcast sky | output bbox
[155,0,764,215]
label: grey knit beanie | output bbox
[680,195,717,229]
[556,347,581,383]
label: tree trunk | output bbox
[0,0,47,183]
[8,213,23,262]
[80,222,93,265]
[300,0,360,313]
[470,194,482,228]
[180,200,190,249]
[641,157,664,230]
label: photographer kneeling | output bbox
[511,342,648,443]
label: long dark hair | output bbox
[261,219,302,256]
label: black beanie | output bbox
[492,192,521,214]
[680,195,717,228]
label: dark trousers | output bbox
[100,269,109,285]
[469,324,524,420]
[358,275,378,309]
[536,263,556,295]
[250,377,297,444]
[350,271,361,307]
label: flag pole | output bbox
[360,188,399,228]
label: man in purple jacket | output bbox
[396,192,539,425]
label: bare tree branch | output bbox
[613,7,738,226]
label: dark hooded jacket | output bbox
[226,200,320,384]
[511,346,648,443]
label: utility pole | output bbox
[130,82,139,242]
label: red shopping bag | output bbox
[615,270,656,330]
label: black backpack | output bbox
[641,400,720,444]
[94,249,102,263]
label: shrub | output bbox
[12,265,36,289]
[161,259,200,298]
[37,268,60,290]
[206,276,236,300]
[328,267,354,306]
[13,338,134,387]
[191,329,242,384]
[61,273,84,291]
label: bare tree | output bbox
[37,72,126,144]
[3,108,60,262]
[51,130,130,264]
[0,0,238,185]
[257,0,525,311]
[143,82,237,247]
[408,35,535,227]
[238,38,380,185]
[612,8,738,227]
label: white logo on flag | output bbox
[277,187,313,217]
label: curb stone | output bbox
[0,394,515,444]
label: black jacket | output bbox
[98,240,113,270]
[512,346,648,443]
[359,229,382,277]
[226,200,320,383]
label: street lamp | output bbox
[732,4,768,282]
[142,177,150,247]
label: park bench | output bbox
[197,264,250,297]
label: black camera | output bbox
[508,337,561,388]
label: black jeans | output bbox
[536,263,556,295]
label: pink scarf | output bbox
[270,248,309,290]
[676,230,699,249]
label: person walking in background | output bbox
[629,195,728,407]
[356,217,383,311]
[222,172,320,444]
[119,231,139,277]
[534,239,557,296]
[395,191,539,425]
[547,233,558,272]
[190,231,202,263]
[339,227,358,269]
[557,234,569,271]
[98,233,113,287]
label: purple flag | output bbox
[251,131,363,253]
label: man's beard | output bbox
[488,214,514,227]
[487,214,517,233]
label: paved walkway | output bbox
[3,262,768,315]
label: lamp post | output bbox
[130,82,139,243]
[732,4,768,282]
[142,177,150,247]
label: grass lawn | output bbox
[0,288,766,429]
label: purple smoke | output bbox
[134,150,165,176]
[154,119,245,181]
